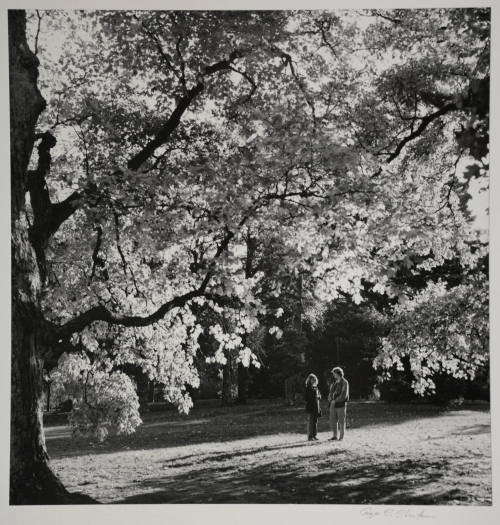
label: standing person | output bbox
[329,367,349,441]
[304,373,321,441]
[327,371,337,439]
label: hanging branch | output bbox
[34,10,43,56]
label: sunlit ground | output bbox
[45,400,491,504]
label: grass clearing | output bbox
[45,400,491,504]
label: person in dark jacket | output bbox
[305,373,321,441]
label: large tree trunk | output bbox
[9,10,94,504]
[10,309,72,504]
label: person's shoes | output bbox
[312,436,319,440]
[329,436,338,441]
[308,437,314,441]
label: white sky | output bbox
[469,176,489,238]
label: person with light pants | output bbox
[328,366,349,441]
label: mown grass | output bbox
[45,399,491,504]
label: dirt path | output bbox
[45,401,491,504]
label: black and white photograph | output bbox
[2,0,496,518]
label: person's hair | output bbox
[332,366,344,378]
[305,373,318,387]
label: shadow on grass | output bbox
[46,400,490,460]
[112,453,470,504]
[452,424,491,436]
[158,440,314,468]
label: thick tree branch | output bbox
[30,49,245,251]
[128,50,244,171]
[47,192,85,234]
[385,102,457,163]
[28,131,55,217]
[55,288,203,339]
[54,212,249,340]
[127,82,204,171]
[28,132,85,244]
[88,225,104,283]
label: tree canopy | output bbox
[24,8,489,439]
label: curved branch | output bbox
[55,212,249,340]
[386,102,457,163]
[33,50,246,247]
[46,192,85,235]
[56,288,203,339]
[228,65,257,104]
[128,49,244,171]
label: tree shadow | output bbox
[451,424,491,436]
[45,400,490,460]
[112,453,476,505]
[158,441,316,469]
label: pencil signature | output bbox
[360,507,435,519]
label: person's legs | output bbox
[336,406,346,440]
[312,414,318,438]
[307,413,314,439]
[329,402,334,436]
[331,403,338,438]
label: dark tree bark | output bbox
[235,233,261,404]
[221,307,239,406]
[235,233,259,405]
[221,352,239,406]
[237,362,249,404]
[9,10,94,505]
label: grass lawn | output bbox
[45,399,491,505]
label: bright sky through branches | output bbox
[28,9,489,242]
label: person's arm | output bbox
[328,384,335,402]
[305,386,313,405]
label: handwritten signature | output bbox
[360,507,435,519]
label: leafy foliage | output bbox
[375,277,488,395]
[50,353,142,440]
[23,9,489,437]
